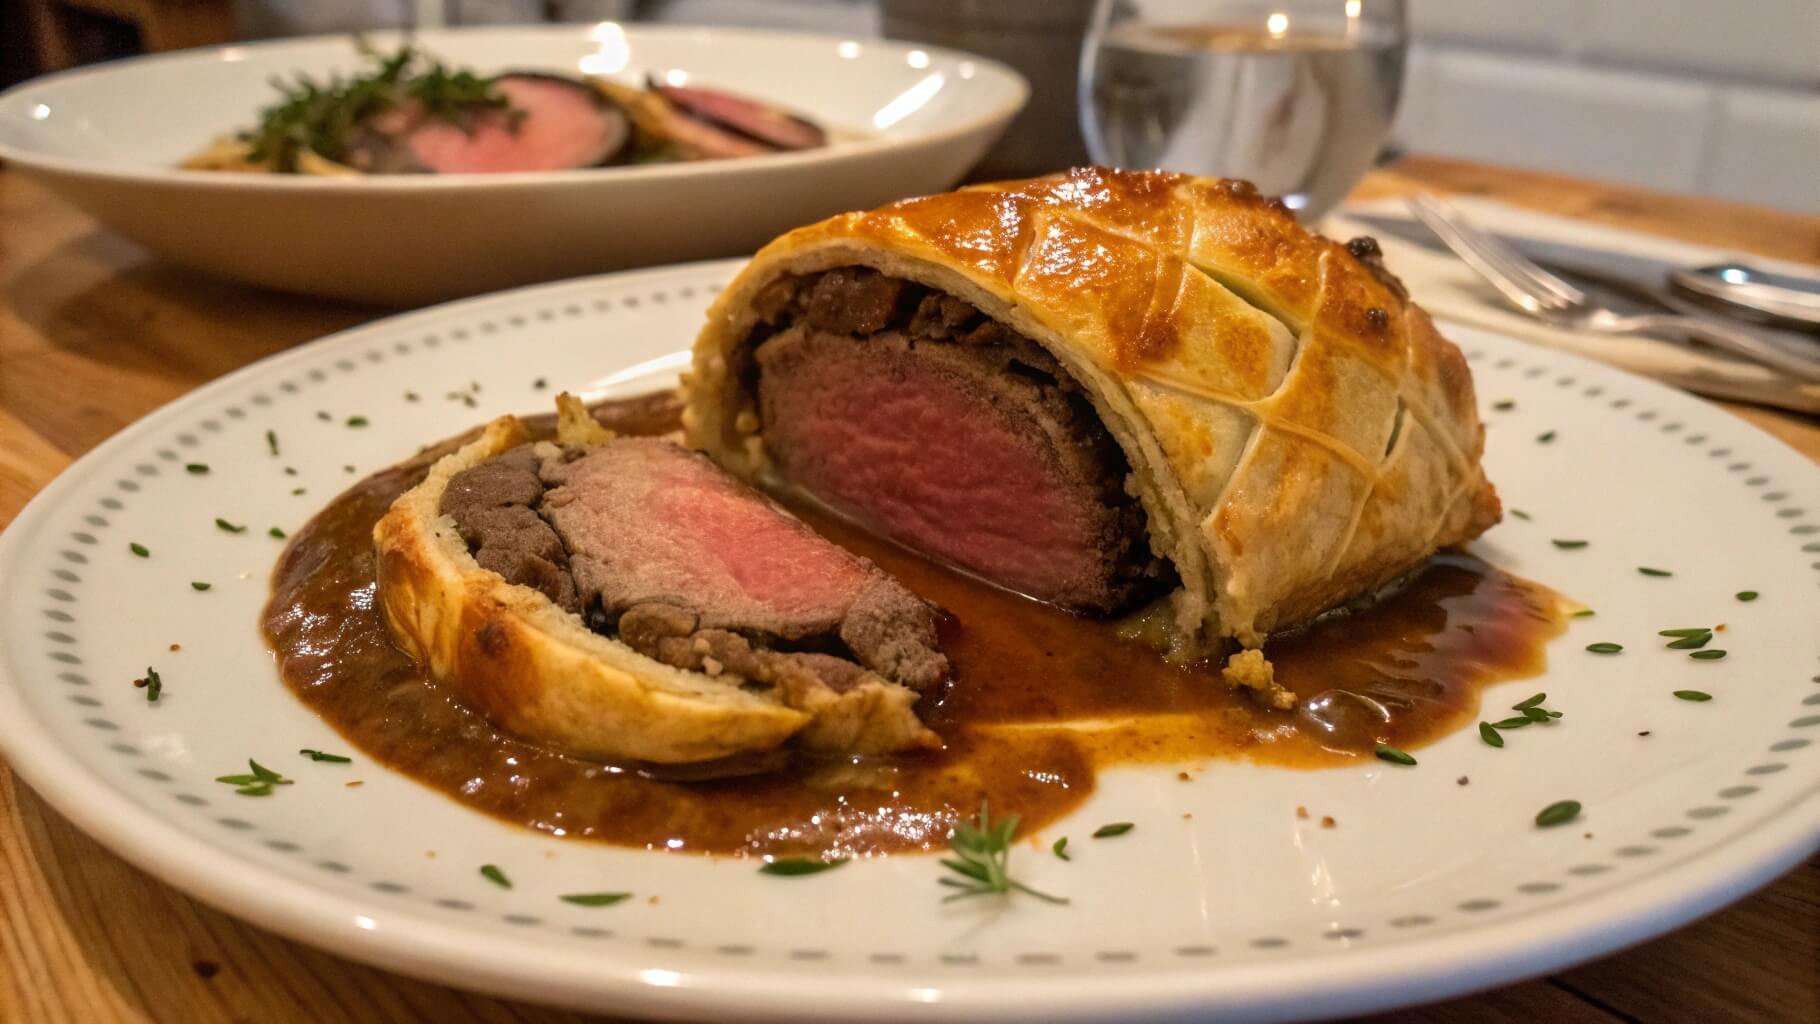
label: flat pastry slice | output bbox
[687,167,1500,671]
[373,411,945,764]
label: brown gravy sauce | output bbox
[263,391,1567,858]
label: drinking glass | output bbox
[1079,0,1406,220]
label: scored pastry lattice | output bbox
[695,167,1497,646]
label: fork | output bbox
[1407,194,1820,384]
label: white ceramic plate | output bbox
[0,27,1024,305]
[1,262,1817,1022]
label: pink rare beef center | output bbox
[407,76,624,174]
[757,329,1134,611]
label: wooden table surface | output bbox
[1,156,1816,1023]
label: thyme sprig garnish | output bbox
[1637,566,1672,577]
[938,801,1067,905]
[1552,539,1588,550]
[299,748,351,763]
[1481,693,1562,745]
[216,759,291,796]
[215,517,246,534]
[1735,591,1759,602]
[1586,642,1623,654]
[1051,837,1070,860]
[246,42,515,172]
[129,542,150,557]
[138,666,163,703]
[480,864,511,888]
[1674,690,1713,702]
[266,430,279,456]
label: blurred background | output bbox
[3,0,1815,212]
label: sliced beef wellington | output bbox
[687,167,1500,688]
[373,411,945,765]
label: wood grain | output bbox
[1,157,1816,1023]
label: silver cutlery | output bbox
[1406,194,1820,384]
[1668,262,1820,333]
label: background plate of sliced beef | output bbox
[0,260,1816,1021]
[0,25,1026,305]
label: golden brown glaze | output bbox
[266,393,1564,858]
[687,168,1500,655]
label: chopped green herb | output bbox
[1535,800,1581,827]
[533,377,548,390]
[1478,722,1504,747]
[1492,400,1515,411]
[1658,627,1710,638]
[215,759,292,796]
[480,864,511,888]
[1552,539,1588,550]
[1521,706,1553,723]
[1735,591,1759,602]
[1052,837,1070,861]
[1665,633,1711,650]
[1637,567,1672,577]
[1586,642,1623,654]
[265,430,279,456]
[1512,693,1546,710]
[190,581,211,591]
[129,542,150,557]
[560,892,633,907]
[1674,690,1713,702]
[758,857,847,877]
[215,518,246,534]
[1509,509,1531,521]
[269,526,287,539]
[346,415,369,428]
[1571,608,1596,618]
[143,666,162,703]
[404,391,420,402]
[938,800,1067,905]
[1536,430,1556,443]
[298,748,351,763]
[1374,743,1416,766]
[185,463,210,475]
[1491,716,1533,730]
[316,411,331,421]
[1689,649,1727,661]
[1092,822,1134,839]
[283,466,298,476]
[291,487,306,496]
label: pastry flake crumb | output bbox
[1221,648,1295,709]
[1320,816,1336,829]
[1177,771,1192,782]
[1296,806,1309,819]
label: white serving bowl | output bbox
[0,25,1026,306]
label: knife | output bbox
[1341,212,1820,349]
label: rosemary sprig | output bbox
[938,801,1067,905]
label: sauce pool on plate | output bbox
[263,391,1567,858]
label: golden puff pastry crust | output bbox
[686,167,1499,650]
[373,416,935,764]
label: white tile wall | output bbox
[1578,0,1820,86]
[1408,0,1587,55]
[1703,86,1820,212]
[1399,49,1713,192]
[1397,0,1820,211]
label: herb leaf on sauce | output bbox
[1374,744,1417,766]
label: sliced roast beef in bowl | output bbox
[348,73,629,174]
